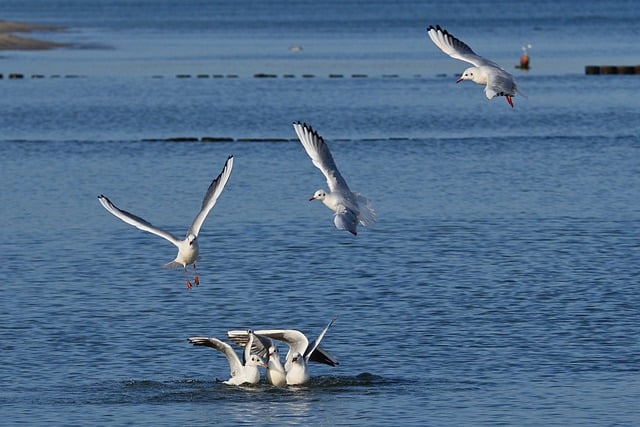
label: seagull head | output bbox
[291,352,304,364]
[187,233,197,246]
[267,345,279,360]
[249,354,268,368]
[458,66,483,84]
[310,189,327,201]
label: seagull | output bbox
[188,332,267,386]
[227,318,338,386]
[241,334,287,387]
[293,122,376,236]
[427,25,522,107]
[98,155,234,288]
[264,344,287,387]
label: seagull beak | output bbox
[309,196,316,201]
[456,77,463,83]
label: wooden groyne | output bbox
[585,65,640,75]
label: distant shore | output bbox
[0,19,69,50]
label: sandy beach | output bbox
[0,20,68,50]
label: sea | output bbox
[1,0,639,425]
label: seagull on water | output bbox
[228,318,339,386]
[98,155,233,288]
[238,333,287,387]
[427,25,522,107]
[188,331,267,386]
[293,122,376,236]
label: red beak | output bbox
[456,77,463,83]
[309,196,316,201]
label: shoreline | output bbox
[0,19,69,50]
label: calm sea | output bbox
[1,1,639,426]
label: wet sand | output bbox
[0,20,68,50]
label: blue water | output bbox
[1,1,640,426]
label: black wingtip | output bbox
[428,24,451,38]
[294,121,321,138]
[294,120,311,130]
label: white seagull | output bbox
[240,333,287,387]
[98,155,234,289]
[264,344,287,387]
[188,332,267,386]
[228,318,339,386]
[293,122,376,236]
[427,25,522,108]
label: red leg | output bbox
[193,264,199,286]
[184,267,192,289]
[506,95,514,108]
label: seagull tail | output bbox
[355,193,377,226]
[163,261,183,269]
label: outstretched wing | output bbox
[293,122,352,194]
[98,194,181,247]
[188,336,242,377]
[228,327,339,367]
[427,25,499,68]
[187,155,234,237]
[227,329,273,358]
[305,318,337,363]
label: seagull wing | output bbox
[308,345,340,367]
[484,69,517,99]
[227,329,272,358]
[293,122,352,194]
[427,25,499,68]
[305,318,336,363]
[98,194,181,247]
[251,329,309,366]
[188,336,242,377]
[228,326,339,366]
[187,155,234,238]
[334,205,359,236]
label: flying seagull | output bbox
[293,122,376,235]
[98,155,233,288]
[427,25,522,107]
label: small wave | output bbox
[58,373,406,405]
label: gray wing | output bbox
[187,155,234,237]
[187,336,242,376]
[227,329,273,358]
[334,205,359,236]
[228,327,338,367]
[307,345,340,367]
[236,328,309,365]
[98,194,181,247]
[484,69,517,99]
[427,25,500,68]
[304,318,336,363]
[293,122,352,194]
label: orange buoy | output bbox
[516,44,532,70]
